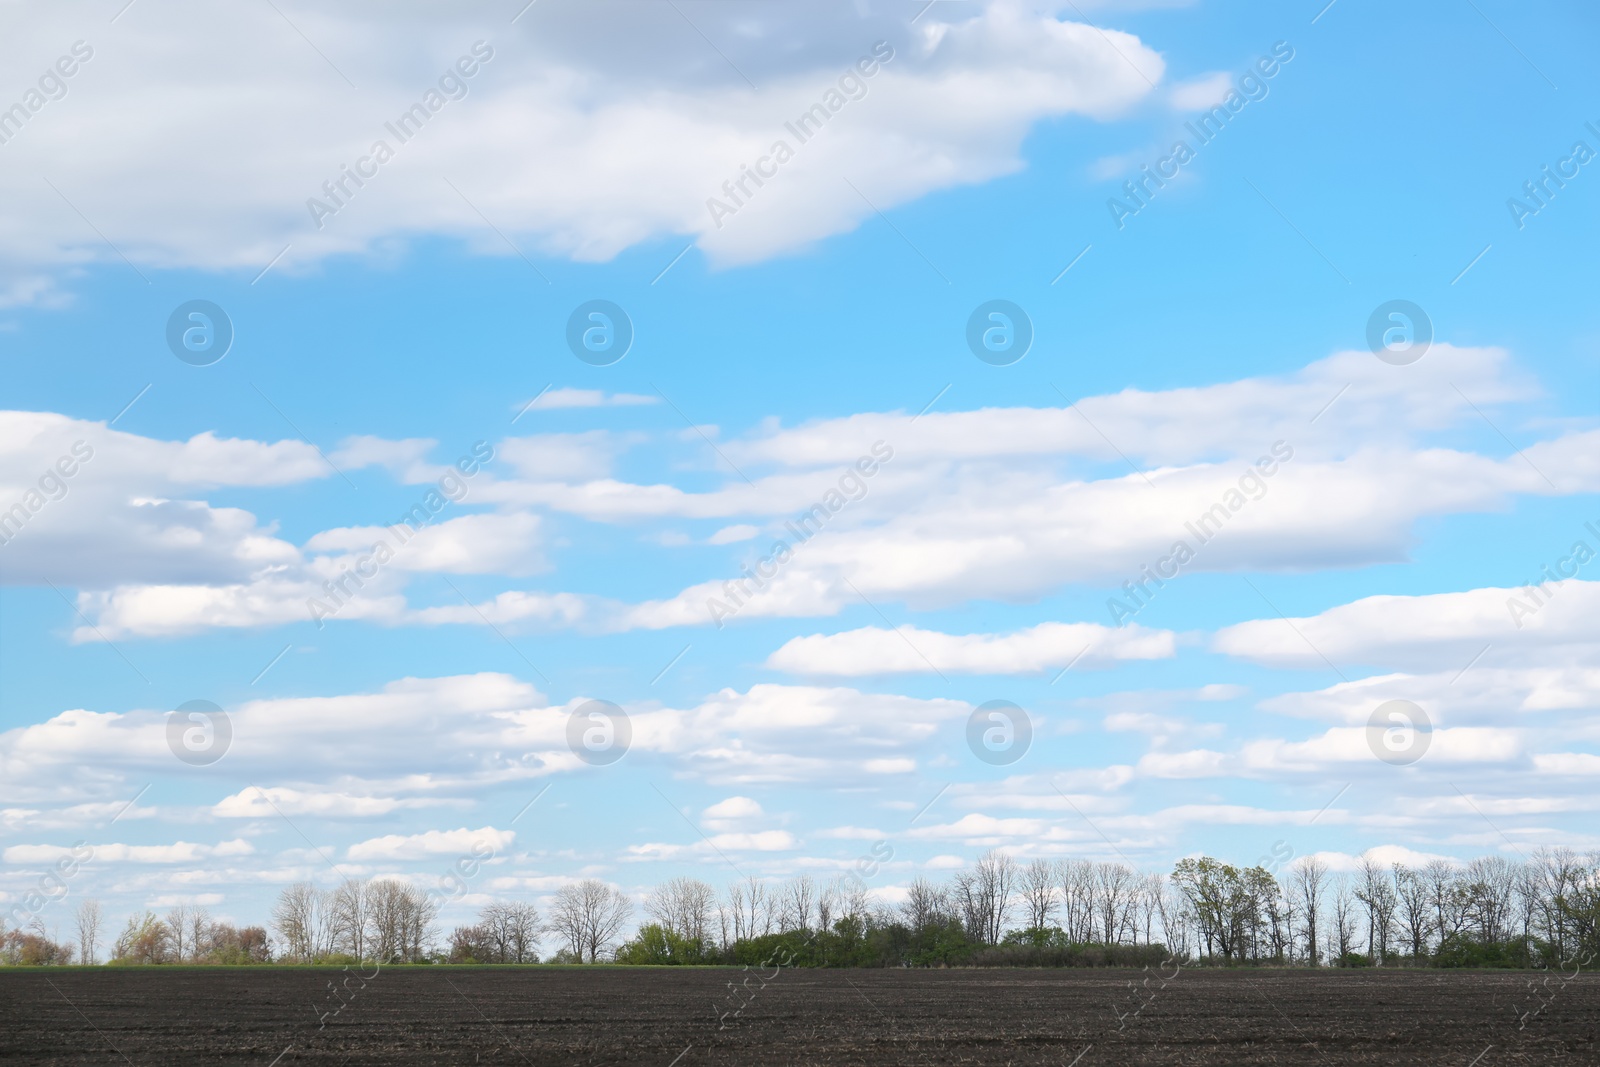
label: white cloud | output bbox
[0,411,329,588]
[1104,712,1226,752]
[626,829,799,860]
[326,436,437,476]
[3,839,253,864]
[1214,579,1600,672]
[148,893,225,907]
[1533,752,1600,776]
[701,795,765,831]
[0,2,1164,298]
[497,433,633,482]
[0,674,975,807]
[0,411,573,638]
[347,826,515,861]
[0,673,547,803]
[709,524,760,545]
[518,388,657,411]
[521,346,1593,631]
[403,590,587,628]
[765,620,1174,675]
[721,345,1541,471]
[1305,845,1458,874]
[306,511,548,576]
[1168,71,1231,109]
[213,787,451,819]
[814,825,888,840]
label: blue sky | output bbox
[1,0,1596,936]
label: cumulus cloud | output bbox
[701,796,765,831]
[213,787,454,819]
[0,1,1164,301]
[501,345,1593,632]
[30,342,1600,648]
[0,412,573,638]
[0,673,547,804]
[0,411,331,587]
[1214,579,1600,672]
[347,826,514,861]
[305,511,548,576]
[0,673,976,807]
[626,830,799,860]
[765,620,1175,676]
[3,839,253,864]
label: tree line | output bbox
[5,847,1597,969]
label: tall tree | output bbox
[645,877,716,948]
[1019,859,1058,932]
[73,899,102,967]
[1393,864,1434,960]
[1287,857,1327,966]
[952,850,1016,946]
[1354,857,1397,964]
[546,880,632,963]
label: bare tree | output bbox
[1332,877,1359,964]
[1287,857,1328,966]
[271,882,327,963]
[479,901,540,963]
[645,877,716,946]
[777,875,817,933]
[1019,859,1058,932]
[547,880,632,962]
[1092,861,1137,945]
[899,877,946,934]
[165,904,191,963]
[832,875,871,927]
[73,900,103,966]
[187,907,212,963]
[1458,856,1518,945]
[952,850,1016,946]
[1354,856,1397,964]
[1136,873,1163,946]
[1422,859,1462,949]
[723,879,756,943]
[1058,860,1096,943]
[1530,847,1582,960]
[1393,864,1433,961]
[364,879,437,963]
[724,876,771,941]
[329,878,369,960]
[1154,874,1190,957]
[817,879,838,933]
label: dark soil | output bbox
[0,965,1594,1065]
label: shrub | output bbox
[1433,936,1535,969]
[614,924,711,965]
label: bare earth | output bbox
[0,966,1595,1065]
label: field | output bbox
[1,966,1595,1065]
